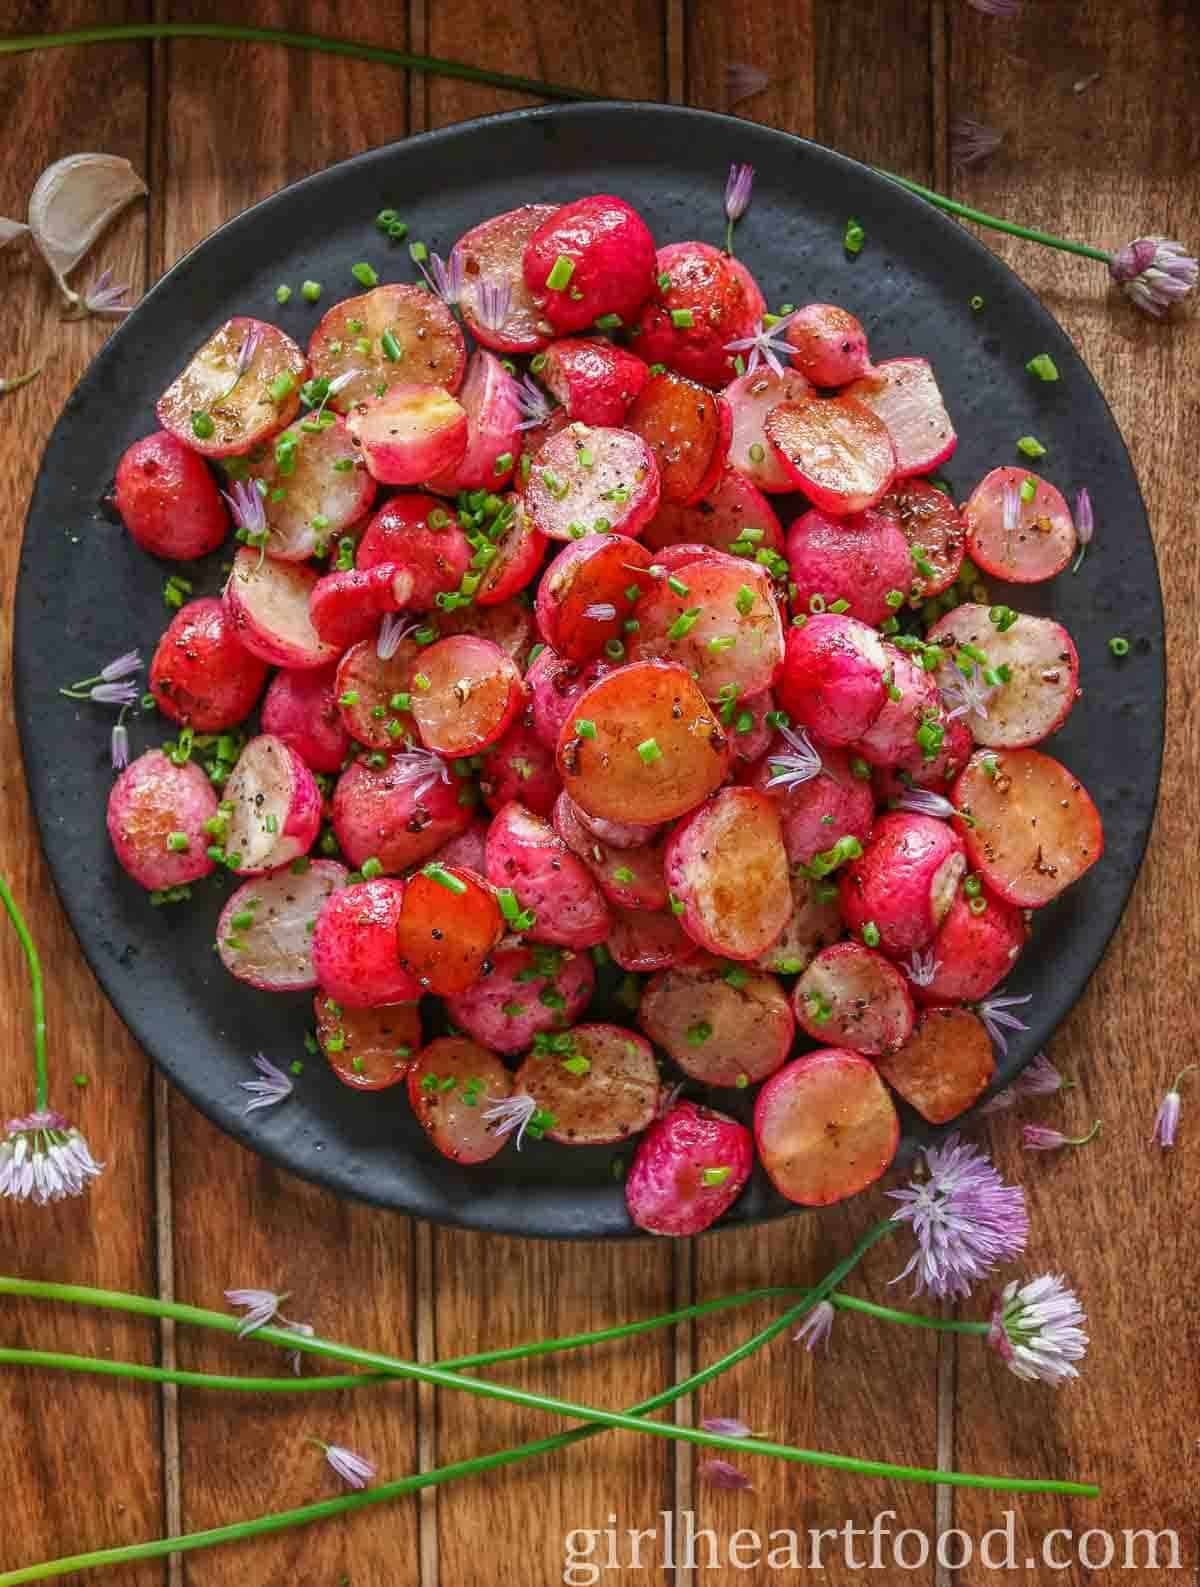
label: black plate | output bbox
[15,104,1163,1238]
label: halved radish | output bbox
[541,338,650,425]
[309,564,414,652]
[485,800,611,949]
[455,203,559,353]
[723,368,814,493]
[479,718,561,819]
[728,686,777,763]
[334,636,421,751]
[625,372,731,506]
[664,787,792,960]
[526,647,613,749]
[308,284,465,410]
[425,350,523,493]
[557,660,730,825]
[224,548,341,669]
[877,1006,995,1124]
[552,789,668,912]
[347,385,468,486]
[765,394,895,515]
[223,734,322,874]
[792,941,915,1056]
[608,905,701,972]
[963,467,1076,583]
[444,941,595,1056]
[755,1049,900,1207]
[839,811,966,954]
[913,886,1028,1006]
[395,863,504,995]
[248,414,375,560]
[952,748,1103,907]
[514,1023,660,1146]
[311,878,422,1007]
[641,467,785,559]
[626,559,784,700]
[625,1101,753,1237]
[429,816,490,873]
[357,492,472,610]
[882,478,965,597]
[408,1036,513,1164]
[639,956,793,1087]
[566,796,661,852]
[884,710,973,789]
[928,603,1080,748]
[747,739,875,868]
[261,664,350,774]
[473,496,547,608]
[783,303,872,387]
[149,596,270,731]
[106,751,219,892]
[522,195,658,335]
[332,748,471,872]
[853,647,941,768]
[524,422,660,542]
[785,505,914,627]
[115,431,230,560]
[409,635,524,758]
[753,871,844,976]
[632,240,765,388]
[535,533,654,663]
[775,613,889,746]
[315,997,422,1091]
[844,357,956,478]
[217,860,347,991]
[157,317,306,459]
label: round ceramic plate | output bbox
[15,103,1163,1237]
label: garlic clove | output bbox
[28,153,146,308]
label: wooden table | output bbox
[1,5,1196,1583]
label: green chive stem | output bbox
[874,170,1112,263]
[0,878,49,1111]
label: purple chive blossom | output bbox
[0,1109,104,1204]
[727,63,769,109]
[222,479,268,541]
[1021,1119,1102,1152]
[764,723,822,791]
[700,1458,753,1491]
[376,614,416,661]
[101,649,142,682]
[793,1299,835,1353]
[1071,487,1093,572]
[980,1052,1071,1115]
[583,602,618,622]
[1002,478,1021,536]
[480,1092,550,1150]
[225,1287,287,1337]
[1152,1065,1197,1148]
[91,680,140,706]
[110,720,130,771]
[951,116,1004,167]
[61,649,144,708]
[514,373,554,431]
[237,323,263,376]
[314,1441,376,1490]
[81,268,135,318]
[724,312,798,378]
[988,1273,1088,1385]
[967,0,1021,15]
[903,946,942,989]
[894,787,955,820]
[390,744,452,800]
[238,1053,293,1115]
[889,1133,1029,1300]
[475,278,513,333]
[939,660,997,723]
[700,1416,752,1439]
[417,250,464,307]
[1109,237,1198,319]
[724,163,754,253]
[977,992,1032,1056]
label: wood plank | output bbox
[0,4,162,1581]
[947,3,1200,1579]
[158,6,421,1584]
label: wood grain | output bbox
[0,4,163,1580]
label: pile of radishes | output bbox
[104,191,1103,1235]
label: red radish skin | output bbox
[540,338,650,425]
[308,285,465,410]
[107,751,219,892]
[883,478,966,598]
[224,549,341,669]
[626,559,785,701]
[261,664,351,774]
[928,604,1081,749]
[316,998,423,1092]
[556,660,730,826]
[839,811,967,955]
[332,751,472,873]
[844,357,956,478]
[347,385,469,487]
[785,506,915,627]
[311,879,422,1008]
[952,748,1103,908]
[333,637,421,752]
[248,415,376,561]
[513,1024,661,1147]
[765,394,896,516]
[625,1101,753,1236]
[633,240,765,387]
[534,533,654,663]
[783,304,872,387]
[427,816,490,875]
[641,467,785,558]
[526,648,613,751]
[222,735,322,875]
[728,688,777,764]
[625,372,731,506]
[524,423,660,542]
[480,718,562,819]
[755,1049,900,1207]
[637,542,726,574]
[472,498,547,607]
[754,871,844,976]
[639,956,794,1087]
[963,467,1076,584]
[877,1006,995,1125]
[217,860,347,992]
[408,1037,513,1164]
[552,790,668,912]
[608,905,702,972]
[792,941,915,1057]
[485,800,611,949]
[455,204,559,354]
[723,368,814,493]
[435,598,534,666]
[309,564,414,652]
[425,350,523,493]
[523,196,657,334]
[356,492,473,610]
[157,316,306,459]
[409,635,524,759]
[114,432,229,560]
[664,787,792,960]
[395,864,504,996]
[565,797,661,852]
[775,613,889,747]
[445,942,595,1055]
[876,710,973,794]
[748,740,876,868]
[852,648,941,769]
[149,597,269,731]
[914,886,1028,1006]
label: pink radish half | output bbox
[783,304,872,387]
[664,787,792,960]
[524,423,660,542]
[625,1101,753,1236]
[348,385,468,486]
[765,394,896,515]
[250,414,375,560]
[839,811,966,954]
[844,357,956,478]
[425,349,523,493]
[775,613,889,746]
[308,285,465,409]
[455,204,559,354]
[217,860,348,991]
[224,549,341,670]
[755,1049,899,1207]
[157,317,306,459]
[723,368,814,492]
[963,467,1076,583]
[792,941,915,1057]
[928,603,1080,749]
[223,734,322,875]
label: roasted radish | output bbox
[157,317,306,459]
[224,548,341,669]
[625,1101,753,1236]
[755,1049,899,1206]
[311,878,422,1007]
[639,956,793,1087]
[347,385,468,486]
[308,284,465,410]
[792,940,915,1056]
[247,414,376,560]
[664,787,792,960]
[309,564,413,652]
[485,800,611,948]
[844,357,956,478]
[522,195,657,334]
[261,664,351,774]
[524,422,660,542]
[723,368,813,492]
[963,467,1076,584]
[607,905,702,972]
[765,394,895,516]
[445,942,595,1055]
[395,862,504,995]
[407,1036,513,1164]
[222,734,322,874]
[526,647,613,750]
[534,533,654,662]
[455,204,559,353]
[626,558,784,701]
[425,349,523,493]
[786,506,914,627]
[783,304,872,387]
[332,747,472,872]
[316,997,422,1091]
[883,477,965,598]
[911,886,1028,1006]
[839,811,966,954]
[552,789,668,912]
[149,596,269,731]
[876,1006,995,1124]
[748,737,876,868]
[541,337,650,425]
[641,467,785,560]
[753,871,844,976]
[514,1023,660,1146]
[107,751,219,892]
[633,240,765,387]
[929,604,1080,748]
[479,718,562,819]
[409,635,524,758]
[115,431,229,560]
[217,860,347,991]
[775,613,889,746]
[356,491,472,611]
[625,372,730,506]
[334,635,421,752]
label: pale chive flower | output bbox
[726,62,769,108]
[475,278,513,333]
[480,1092,543,1150]
[416,249,464,306]
[1109,237,1198,319]
[987,1274,1088,1385]
[238,1053,294,1115]
[939,659,997,723]
[793,1299,835,1353]
[390,744,452,800]
[312,1440,376,1490]
[724,162,754,253]
[889,1133,1029,1299]
[79,267,135,318]
[222,479,268,543]
[700,1416,752,1439]
[60,649,144,708]
[764,723,823,791]
[0,1110,104,1205]
[902,946,942,989]
[699,1457,753,1491]
[1021,1119,1102,1152]
[1071,486,1094,573]
[376,613,416,662]
[1152,1065,1198,1148]
[514,373,554,431]
[977,992,1032,1056]
[893,787,955,821]
[110,718,130,771]
[951,116,1004,167]
[967,0,1021,15]
[583,602,618,622]
[981,1052,1072,1115]
[224,1287,287,1338]
[723,312,799,378]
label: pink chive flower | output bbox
[981,1052,1072,1115]
[977,992,1032,1056]
[1152,1066,1197,1148]
[987,1273,1088,1385]
[225,1287,287,1337]
[700,1416,752,1439]
[793,1299,835,1353]
[238,1053,293,1115]
[893,787,955,821]
[763,723,822,791]
[60,649,144,710]
[1021,1119,1102,1152]
[723,312,798,378]
[951,116,1004,167]
[81,268,135,318]
[389,744,452,800]
[417,249,464,307]
[475,278,512,333]
[0,1109,104,1205]
[903,946,942,989]
[727,63,769,109]
[514,373,554,431]
[699,1457,753,1491]
[889,1133,1028,1299]
[1072,486,1094,573]
[312,1440,376,1490]
[940,659,997,724]
[724,163,754,253]
[1109,237,1198,318]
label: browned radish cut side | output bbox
[157,316,306,458]
[755,1049,899,1206]
[792,941,915,1056]
[308,284,466,410]
[876,1006,995,1124]
[514,1023,660,1146]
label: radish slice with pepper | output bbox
[247,414,375,561]
[883,477,966,597]
[473,497,547,607]
[395,862,505,996]
[626,559,784,701]
[222,734,322,875]
[928,603,1080,748]
[524,422,660,542]
[535,533,654,662]
[308,565,414,653]
[224,547,341,669]
[785,505,914,627]
[514,1023,661,1148]
[409,635,524,758]
[540,337,650,425]
[425,349,523,493]
[753,871,843,976]
[348,384,469,487]
[765,393,896,515]
[723,367,813,492]
[783,303,872,387]
[408,1036,513,1164]
[106,752,219,893]
[217,860,347,991]
[157,316,306,459]
[638,955,793,1087]
[332,750,471,874]
[755,1049,899,1207]
[315,997,422,1091]
[552,789,668,912]
[607,905,702,972]
[792,941,915,1057]
[625,1101,753,1237]
[876,1006,995,1125]
[664,787,792,960]
[455,203,559,353]
[839,810,966,954]
[844,357,957,478]
[334,636,421,751]
[964,466,1077,583]
[625,371,731,505]
[308,284,466,410]
[444,942,595,1056]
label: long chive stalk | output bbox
[0,878,49,1110]
[874,170,1112,263]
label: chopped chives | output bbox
[574,719,597,739]
[274,284,292,304]
[300,280,322,302]
[380,329,402,361]
[1026,353,1059,382]
[545,255,575,291]
[666,607,701,640]
[422,862,468,895]
[670,308,694,329]
[637,738,663,766]
[351,262,379,287]
[1017,435,1046,459]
